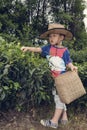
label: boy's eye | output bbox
[53,34,56,37]
[52,34,57,37]
[49,34,57,38]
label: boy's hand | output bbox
[70,65,78,72]
[67,63,78,72]
[21,46,42,53]
[21,46,29,52]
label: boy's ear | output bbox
[61,35,65,40]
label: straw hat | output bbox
[40,23,73,40]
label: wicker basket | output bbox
[55,71,86,104]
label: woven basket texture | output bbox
[55,71,86,104]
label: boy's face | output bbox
[48,33,64,46]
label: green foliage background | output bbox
[0,37,53,110]
[0,0,87,111]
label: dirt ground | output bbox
[0,106,87,130]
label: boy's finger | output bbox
[21,47,25,51]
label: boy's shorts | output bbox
[52,88,67,111]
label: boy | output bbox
[21,23,77,129]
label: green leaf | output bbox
[0,91,5,101]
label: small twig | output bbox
[0,111,9,121]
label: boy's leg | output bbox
[40,90,62,128]
[61,110,68,121]
[51,108,63,123]
[40,88,68,128]
[51,89,67,123]
[53,83,68,122]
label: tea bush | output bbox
[70,48,87,63]
[0,36,53,110]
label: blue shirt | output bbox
[41,44,72,77]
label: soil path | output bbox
[0,110,87,130]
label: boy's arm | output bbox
[67,62,78,72]
[21,46,42,53]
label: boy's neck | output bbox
[54,42,63,48]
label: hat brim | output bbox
[40,28,73,40]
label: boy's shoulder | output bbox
[42,43,51,47]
